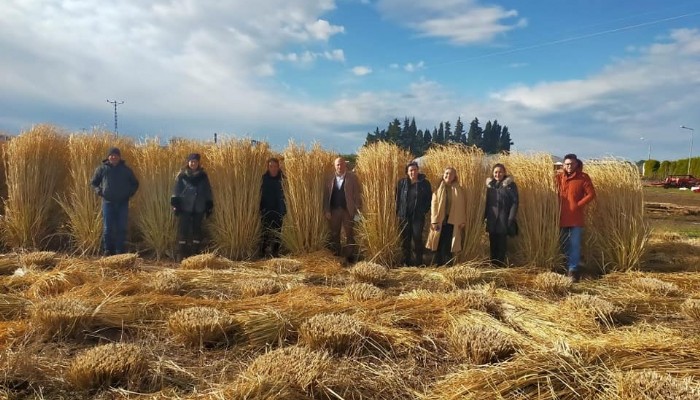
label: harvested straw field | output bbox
[0,127,699,399]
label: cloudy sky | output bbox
[2,0,700,161]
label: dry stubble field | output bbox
[0,188,698,399]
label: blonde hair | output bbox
[444,167,459,184]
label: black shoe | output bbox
[567,270,581,283]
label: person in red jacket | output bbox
[556,153,596,282]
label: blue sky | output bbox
[1,0,700,161]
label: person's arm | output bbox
[508,182,519,223]
[90,166,103,196]
[422,180,433,215]
[578,176,596,207]
[128,168,139,198]
[204,174,214,216]
[430,191,440,230]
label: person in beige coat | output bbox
[426,167,467,266]
[323,157,362,261]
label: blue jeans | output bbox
[560,227,582,272]
[103,201,129,255]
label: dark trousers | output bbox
[434,223,454,266]
[329,208,356,258]
[400,214,425,266]
[489,233,508,267]
[260,213,283,257]
[102,201,129,255]
[178,212,205,244]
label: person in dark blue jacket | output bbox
[396,161,432,266]
[90,147,139,255]
[259,158,286,258]
[171,153,213,259]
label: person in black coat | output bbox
[259,158,286,258]
[396,161,432,266]
[484,163,519,266]
[90,147,139,255]
[171,153,213,259]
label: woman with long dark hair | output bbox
[484,163,518,266]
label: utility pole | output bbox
[107,99,124,135]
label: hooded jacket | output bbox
[556,161,596,227]
[484,175,519,234]
[90,159,139,203]
[396,173,432,219]
[172,167,213,214]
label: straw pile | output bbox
[2,124,69,249]
[631,277,682,296]
[131,140,203,259]
[67,343,150,391]
[264,257,302,274]
[0,294,30,320]
[442,262,485,287]
[0,257,19,275]
[239,278,283,298]
[422,145,489,261]
[447,317,518,364]
[584,159,650,272]
[298,313,367,355]
[682,298,700,320]
[563,294,624,328]
[280,143,336,254]
[237,309,292,348]
[180,253,235,270]
[207,138,270,260]
[167,306,243,347]
[600,370,700,400]
[497,152,561,267]
[533,271,572,295]
[26,268,86,298]
[57,132,136,255]
[31,297,94,338]
[19,251,59,269]
[345,282,385,301]
[355,141,412,265]
[350,261,389,284]
[97,253,140,269]
[149,269,184,294]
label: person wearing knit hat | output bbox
[171,152,213,260]
[90,146,139,255]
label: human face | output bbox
[108,153,120,166]
[334,158,347,176]
[563,158,577,174]
[407,165,419,182]
[442,168,456,184]
[188,159,200,170]
[493,166,505,181]
[268,161,280,177]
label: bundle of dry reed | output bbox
[355,142,412,265]
[682,298,700,320]
[599,369,700,400]
[131,140,205,259]
[442,262,485,287]
[25,268,87,298]
[447,315,518,364]
[67,343,150,391]
[57,132,136,255]
[421,145,489,262]
[280,143,336,254]
[0,256,19,275]
[0,294,30,320]
[180,253,236,270]
[2,124,69,249]
[31,297,95,338]
[533,271,572,295]
[298,313,367,355]
[350,261,389,285]
[19,251,59,269]
[344,282,386,301]
[584,158,650,272]
[98,253,140,269]
[497,152,561,267]
[167,306,243,347]
[236,308,292,348]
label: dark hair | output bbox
[405,161,419,174]
[563,153,578,162]
[492,163,507,174]
[267,157,280,165]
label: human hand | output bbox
[325,212,332,220]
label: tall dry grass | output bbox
[207,138,270,259]
[355,142,412,265]
[281,143,336,255]
[2,125,69,249]
[57,131,135,255]
[584,159,650,272]
[422,145,489,262]
[131,139,206,259]
[498,153,561,268]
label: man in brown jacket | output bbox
[323,157,362,261]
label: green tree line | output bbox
[641,157,700,178]
[364,117,513,156]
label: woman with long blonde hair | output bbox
[426,167,467,266]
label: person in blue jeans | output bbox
[90,147,139,255]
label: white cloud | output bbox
[305,19,345,41]
[376,0,526,45]
[404,61,425,72]
[351,66,373,76]
[278,49,345,65]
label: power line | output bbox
[106,99,124,135]
[429,11,700,68]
